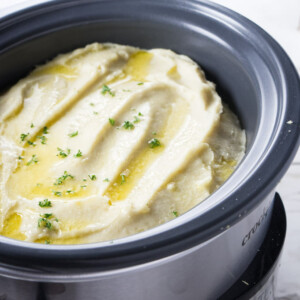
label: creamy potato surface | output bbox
[0,43,245,244]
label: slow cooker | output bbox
[0,1,299,299]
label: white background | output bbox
[0,0,300,298]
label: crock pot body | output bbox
[0,1,299,299]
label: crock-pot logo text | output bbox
[242,207,269,246]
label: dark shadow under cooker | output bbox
[0,0,299,299]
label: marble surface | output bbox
[0,0,299,298]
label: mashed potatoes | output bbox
[0,43,245,244]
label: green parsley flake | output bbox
[138,112,143,116]
[52,190,62,197]
[38,213,58,230]
[88,174,97,181]
[109,118,115,126]
[37,135,47,145]
[123,121,135,130]
[93,111,99,115]
[90,103,95,106]
[45,240,50,244]
[30,123,34,128]
[103,178,110,182]
[26,154,38,166]
[137,82,144,85]
[74,149,83,158]
[122,89,131,92]
[81,185,87,188]
[27,140,36,146]
[101,85,115,97]
[54,171,74,186]
[148,138,161,148]
[68,131,78,138]
[18,156,23,160]
[39,199,52,208]
[43,126,49,134]
[20,133,29,142]
[57,148,70,158]
[66,189,75,194]
[121,174,126,185]
[133,116,140,123]
[172,211,178,217]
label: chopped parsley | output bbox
[39,199,52,208]
[148,138,161,148]
[66,189,75,194]
[103,178,110,182]
[43,126,49,134]
[152,132,157,135]
[38,213,58,230]
[30,123,34,128]
[123,121,135,130]
[68,131,78,138]
[133,116,140,123]
[37,135,47,145]
[54,171,74,186]
[90,103,95,106]
[137,82,144,85]
[88,174,97,181]
[45,240,50,244]
[18,156,23,160]
[122,89,131,92]
[52,190,62,197]
[81,185,87,188]
[138,112,143,116]
[20,133,29,142]
[121,174,126,185]
[101,84,115,97]
[172,211,178,217]
[74,149,83,158]
[27,140,36,146]
[109,118,115,126]
[57,147,71,158]
[93,111,99,115]
[26,154,38,166]
[83,178,87,182]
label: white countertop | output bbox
[0,0,299,298]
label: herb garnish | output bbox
[68,131,78,138]
[103,178,110,182]
[45,240,50,244]
[137,82,144,85]
[57,148,71,158]
[172,211,178,217]
[18,156,23,160]
[20,133,29,142]
[54,171,74,185]
[101,85,115,97]
[27,140,36,146]
[37,135,47,145]
[123,121,135,130]
[26,154,38,165]
[52,190,62,197]
[30,123,34,128]
[43,126,49,134]
[38,213,58,230]
[133,116,140,123]
[88,174,97,181]
[109,118,115,126]
[121,174,126,185]
[74,150,83,158]
[148,138,161,148]
[138,112,143,116]
[39,199,52,208]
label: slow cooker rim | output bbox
[0,0,299,277]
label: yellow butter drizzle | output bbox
[1,213,26,241]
